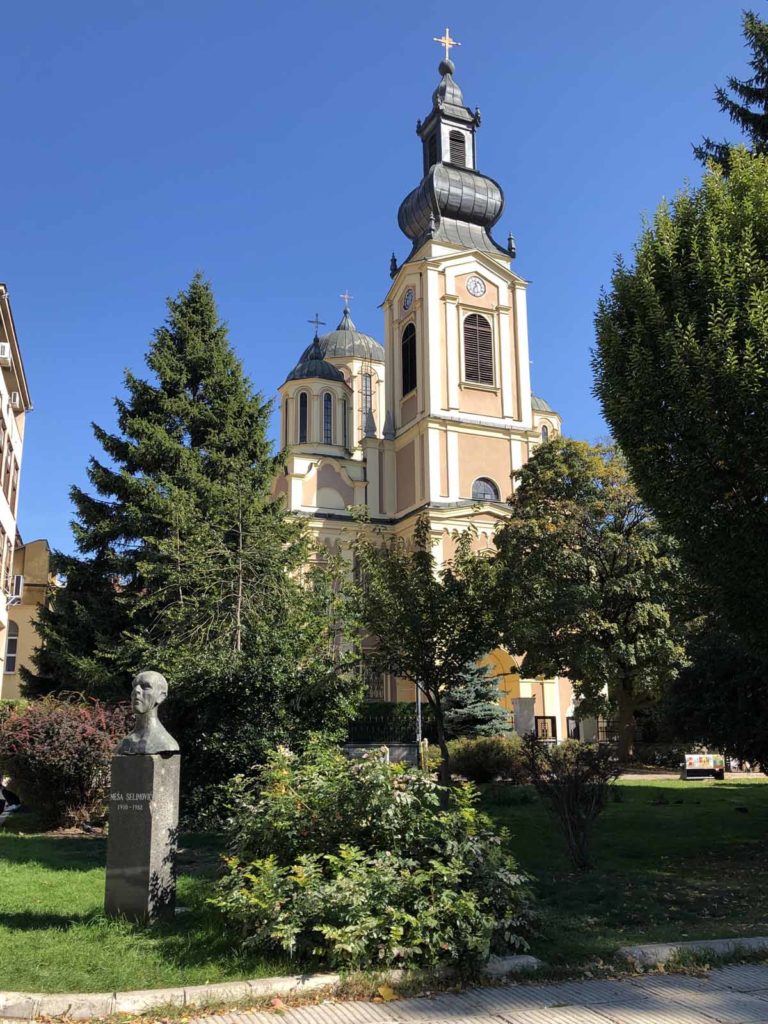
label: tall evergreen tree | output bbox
[695,10,768,169]
[27,276,362,789]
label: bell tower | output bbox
[379,38,540,525]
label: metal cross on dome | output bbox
[308,313,326,335]
[433,27,460,62]
[340,289,353,307]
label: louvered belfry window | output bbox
[463,313,494,384]
[449,130,466,167]
[402,324,417,396]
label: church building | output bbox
[274,37,584,742]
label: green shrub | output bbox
[0,698,129,827]
[212,743,532,970]
[447,735,528,784]
[523,738,620,871]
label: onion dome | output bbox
[531,394,557,414]
[397,57,508,259]
[300,305,384,363]
[285,335,345,383]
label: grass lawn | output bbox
[0,817,292,993]
[3,777,768,992]
[482,776,768,966]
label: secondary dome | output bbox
[531,394,557,414]
[300,306,384,363]
[285,336,345,383]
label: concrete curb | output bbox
[617,935,768,967]
[0,956,544,1020]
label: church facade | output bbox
[273,45,585,742]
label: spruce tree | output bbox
[28,275,362,789]
[443,664,511,738]
[695,10,768,169]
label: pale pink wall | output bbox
[396,441,416,511]
[458,433,511,499]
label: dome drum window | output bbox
[362,373,372,415]
[472,477,500,502]
[323,393,334,445]
[298,393,308,443]
[463,313,494,385]
[401,323,417,396]
[541,424,549,442]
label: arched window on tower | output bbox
[4,620,18,674]
[298,392,308,443]
[342,398,348,449]
[463,313,494,385]
[449,130,466,167]
[323,392,334,445]
[472,477,500,502]
[402,324,417,396]
[362,373,372,415]
[541,424,549,442]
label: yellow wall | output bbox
[1,539,49,700]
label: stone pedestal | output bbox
[104,753,180,922]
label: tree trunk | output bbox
[615,695,636,763]
[433,703,452,790]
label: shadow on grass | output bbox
[0,910,98,931]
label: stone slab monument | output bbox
[105,670,180,922]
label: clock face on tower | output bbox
[466,275,486,298]
[403,288,414,311]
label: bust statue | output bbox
[117,671,180,756]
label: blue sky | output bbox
[1,0,749,553]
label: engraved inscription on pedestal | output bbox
[104,670,181,922]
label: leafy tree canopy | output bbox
[353,514,502,783]
[494,438,687,760]
[594,151,768,661]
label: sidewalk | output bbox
[194,964,768,1024]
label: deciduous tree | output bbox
[353,515,502,784]
[593,151,768,663]
[495,439,686,761]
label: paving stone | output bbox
[714,966,768,993]
[503,1008,610,1023]
[385,992,492,1019]
[450,985,562,1012]
[590,999,719,1024]
[285,1002,398,1024]
[671,991,768,1023]
[535,980,641,1006]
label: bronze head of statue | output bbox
[116,670,180,756]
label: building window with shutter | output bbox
[323,392,334,445]
[362,373,372,415]
[449,130,466,167]
[463,313,494,385]
[298,392,308,443]
[402,324,417,396]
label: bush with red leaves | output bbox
[0,698,130,827]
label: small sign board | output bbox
[683,753,725,781]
